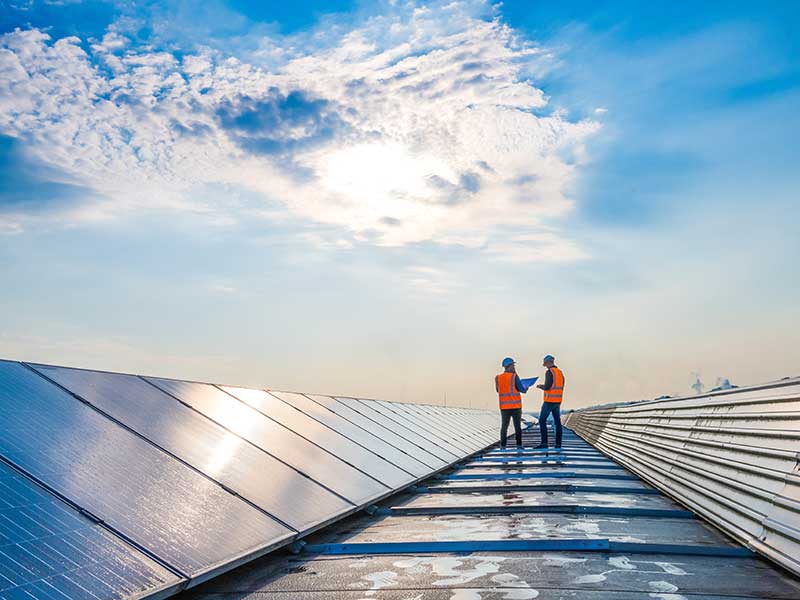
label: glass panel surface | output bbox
[380,401,478,453]
[356,400,462,460]
[0,461,181,600]
[31,365,351,533]
[0,361,292,579]
[387,402,478,454]
[219,387,412,488]
[431,406,496,443]
[336,397,459,463]
[145,378,390,505]
[269,391,431,478]
[421,405,494,442]
[228,388,423,482]
[307,396,447,470]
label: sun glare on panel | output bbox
[204,433,243,476]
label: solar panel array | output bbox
[0,359,497,599]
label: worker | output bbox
[535,355,565,448]
[495,357,527,449]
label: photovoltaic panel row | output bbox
[377,400,473,454]
[0,361,292,583]
[438,405,496,435]
[0,460,181,600]
[351,399,465,459]
[219,386,415,488]
[266,391,431,478]
[396,402,490,455]
[430,405,496,446]
[416,403,492,448]
[437,407,496,445]
[304,395,449,470]
[394,403,466,444]
[375,399,490,456]
[144,377,392,506]
[0,360,498,599]
[30,364,352,533]
[377,401,494,453]
[400,402,495,450]
[379,401,480,454]
[441,407,497,446]
[335,397,459,464]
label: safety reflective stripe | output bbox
[497,372,522,410]
[544,367,564,403]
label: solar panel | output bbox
[427,405,498,446]
[144,378,391,505]
[421,404,493,440]
[305,396,448,470]
[404,403,496,449]
[0,460,181,600]
[349,399,462,460]
[223,387,416,487]
[30,364,352,533]
[335,397,462,462]
[262,390,431,478]
[434,406,497,443]
[378,401,479,453]
[0,361,292,581]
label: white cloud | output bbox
[0,1,599,259]
[404,265,464,296]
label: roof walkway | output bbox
[180,423,800,600]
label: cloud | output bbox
[0,1,599,259]
[0,133,104,232]
[0,134,96,211]
[404,265,464,296]
[216,89,348,156]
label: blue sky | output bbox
[1,0,798,409]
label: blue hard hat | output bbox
[543,355,555,363]
[502,357,515,367]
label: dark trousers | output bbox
[539,402,563,447]
[500,408,523,448]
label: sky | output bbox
[1,0,798,410]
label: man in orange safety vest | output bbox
[535,354,565,448]
[495,357,527,449]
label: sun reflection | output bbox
[204,433,243,476]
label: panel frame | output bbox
[143,376,394,508]
[350,398,463,460]
[0,360,296,588]
[0,454,186,600]
[29,363,354,537]
[218,386,415,489]
[335,396,455,466]
[251,389,431,479]
[304,395,448,470]
[0,360,499,597]
[376,400,479,453]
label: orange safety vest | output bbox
[543,366,565,403]
[495,371,522,410]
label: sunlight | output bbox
[319,142,456,224]
[204,433,244,476]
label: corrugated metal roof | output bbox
[565,377,800,578]
[180,423,800,600]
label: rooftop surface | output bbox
[180,425,800,600]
